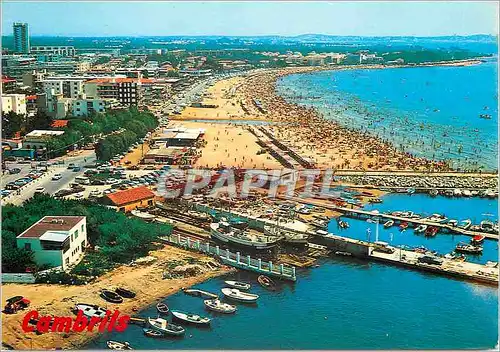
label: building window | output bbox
[71,234,74,242]
[24,243,31,250]
[81,224,85,232]
[65,258,69,265]
[75,229,79,239]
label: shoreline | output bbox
[1,246,233,350]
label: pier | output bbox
[160,233,297,281]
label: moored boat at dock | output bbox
[263,225,309,245]
[471,235,486,245]
[148,317,185,336]
[171,311,211,325]
[424,226,439,237]
[210,221,280,250]
[455,242,483,254]
[224,280,251,290]
[221,288,259,303]
[414,224,427,233]
[182,288,218,299]
[459,219,472,230]
[107,341,132,350]
[383,220,394,228]
[204,299,237,314]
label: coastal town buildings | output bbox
[30,46,76,56]
[103,186,156,212]
[1,94,26,115]
[1,75,17,93]
[16,216,87,271]
[13,22,30,54]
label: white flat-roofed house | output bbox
[16,216,87,271]
[23,129,65,150]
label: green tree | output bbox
[2,111,24,138]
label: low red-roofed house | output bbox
[51,119,69,128]
[16,216,87,271]
[103,186,156,212]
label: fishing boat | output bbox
[414,224,427,233]
[221,288,259,303]
[447,219,458,227]
[210,222,280,250]
[171,311,211,325]
[425,226,439,237]
[263,225,309,245]
[368,198,383,203]
[383,220,394,228]
[257,275,276,290]
[459,219,472,230]
[204,299,237,314]
[426,214,448,223]
[182,288,218,299]
[100,290,123,304]
[143,328,164,338]
[106,341,132,350]
[455,242,483,254]
[429,189,439,197]
[73,303,107,319]
[338,220,349,229]
[471,235,486,245]
[480,220,497,233]
[224,280,251,290]
[148,317,185,336]
[115,288,136,298]
[130,210,156,222]
[311,219,328,229]
[156,302,169,314]
[399,222,409,230]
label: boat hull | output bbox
[210,230,277,250]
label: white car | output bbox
[89,190,101,197]
[34,187,46,194]
[73,193,84,199]
[52,174,63,181]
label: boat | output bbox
[479,113,492,119]
[147,317,185,336]
[171,311,211,325]
[130,210,156,222]
[453,189,462,197]
[221,288,259,303]
[480,220,497,233]
[338,220,349,229]
[263,225,309,245]
[310,219,328,229]
[399,222,409,230]
[455,242,483,254]
[407,188,415,195]
[156,302,169,314]
[425,226,439,237]
[383,220,394,228]
[368,198,383,204]
[334,251,352,256]
[106,341,132,350]
[182,288,218,299]
[257,275,276,290]
[100,290,123,304]
[224,280,251,290]
[414,224,427,233]
[143,328,164,338]
[459,219,472,230]
[115,288,136,299]
[204,299,237,314]
[471,235,486,245]
[462,190,472,197]
[210,222,280,250]
[426,214,448,223]
[429,189,439,197]
[447,220,458,227]
[73,303,107,319]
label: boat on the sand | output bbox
[115,287,136,298]
[100,290,123,304]
[106,341,132,350]
[171,310,211,325]
[221,288,259,303]
[148,317,185,336]
[204,299,237,314]
[224,280,251,290]
[73,303,107,319]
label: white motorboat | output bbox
[221,288,259,303]
[426,214,448,224]
[383,220,394,228]
[210,222,280,250]
[459,219,472,230]
[106,341,132,350]
[171,311,211,325]
[414,224,427,233]
[204,299,237,314]
[73,303,107,319]
[224,280,251,290]
[447,219,458,227]
[148,317,185,336]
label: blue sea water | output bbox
[276,60,499,171]
[87,195,499,350]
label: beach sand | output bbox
[1,245,232,350]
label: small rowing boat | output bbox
[425,226,438,237]
[414,224,427,233]
[383,220,394,228]
[224,280,251,290]
[459,219,472,230]
[204,299,237,314]
[148,317,185,336]
[115,288,136,299]
[156,302,169,315]
[106,341,132,350]
[257,275,276,290]
[171,310,211,325]
[221,288,259,303]
[455,242,483,254]
[471,235,486,245]
[399,222,409,231]
[100,290,123,304]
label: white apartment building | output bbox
[1,94,26,115]
[42,78,85,99]
[16,216,87,271]
[72,95,106,117]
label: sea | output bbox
[87,195,499,350]
[276,59,499,171]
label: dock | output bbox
[160,233,297,281]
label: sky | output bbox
[2,1,499,37]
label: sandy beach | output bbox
[1,245,232,350]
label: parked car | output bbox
[72,166,82,172]
[67,163,75,169]
[8,168,21,174]
[34,187,46,194]
[52,173,63,181]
